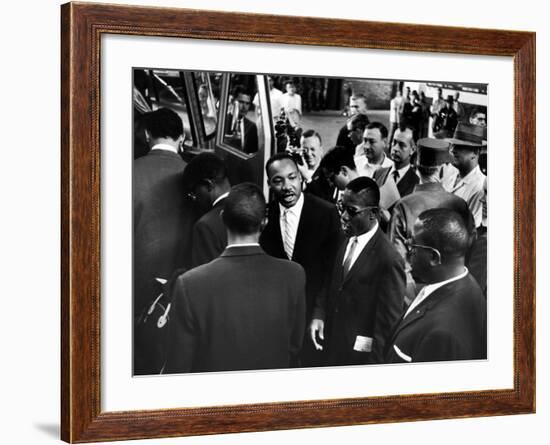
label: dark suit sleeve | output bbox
[289,267,307,365]
[371,255,406,363]
[191,220,218,268]
[312,207,343,321]
[164,276,197,373]
[245,121,259,154]
[413,330,463,362]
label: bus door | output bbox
[215,73,274,197]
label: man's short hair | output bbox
[320,146,355,175]
[301,129,322,145]
[231,84,251,98]
[416,208,471,260]
[366,121,388,139]
[144,107,183,140]
[470,107,487,120]
[182,152,227,191]
[351,93,368,105]
[265,152,297,176]
[222,183,266,235]
[349,113,369,132]
[346,176,380,206]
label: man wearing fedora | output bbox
[389,138,473,306]
[445,122,487,228]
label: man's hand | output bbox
[309,318,325,350]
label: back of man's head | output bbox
[320,146,355,175]
[346,176,380,206]
[182,152,228,192]
[144,107,183,141]
[416,208,470,261]
[222,183,266,236]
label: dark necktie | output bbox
[392,170,400,183]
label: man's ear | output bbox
[260,216,268,232]
[204,179,215,192]
[429,249,441,267]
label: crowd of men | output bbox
[133,87,488,375]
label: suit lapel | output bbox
[397,168,419,197]
[390,280,456,342]
[292,195,315,262]
[341,228,381,286]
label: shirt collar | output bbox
[404,267,469,318]
[278,192,305,217]
[212,191,229,208]
[226,242,260,248]
[459,165,482,184]
[354,221,379,244]
[150,143,179,154]
[390,163,411,178]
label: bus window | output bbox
[221,74,263,156]
[193,72,220,139]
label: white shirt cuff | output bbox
[353,336,373,352]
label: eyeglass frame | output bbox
[404,239,442,264]
[336,201,378,218]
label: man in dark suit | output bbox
[182,152,231,268]
[389,138,473,306]
[373,127,419,199]
[165,183,306,373]
[386,208,486,363]
[260,153,342,366]
[224,84,258,154]
[310,177,406,366]
[133,107,195,374]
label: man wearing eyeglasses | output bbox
[182,152,232,268]
[310,177,405,366]
[389,138,473,306]
[386,208,486,363]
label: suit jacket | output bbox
[190,197,228,268]
[164,245,306,373]
[386,273,487,363]
[133,149,196,375]
[225,113,258,154]
[374,166,419,198]
[260,193,343,321]
[133,150,195,317]
[313,227,406,365]
[305,166,337,203]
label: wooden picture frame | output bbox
[61,2,535,442]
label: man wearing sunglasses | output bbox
[386,208,486,363]
[310,177,405,366]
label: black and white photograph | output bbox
[132,69,488,376]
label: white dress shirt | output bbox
[404,267,469,319]
[278,193,305,259]
[447,165,486,227]
[387,164,412,185]
[354,152,394,178]
[281,93,302,115]
[342,222,379,272]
